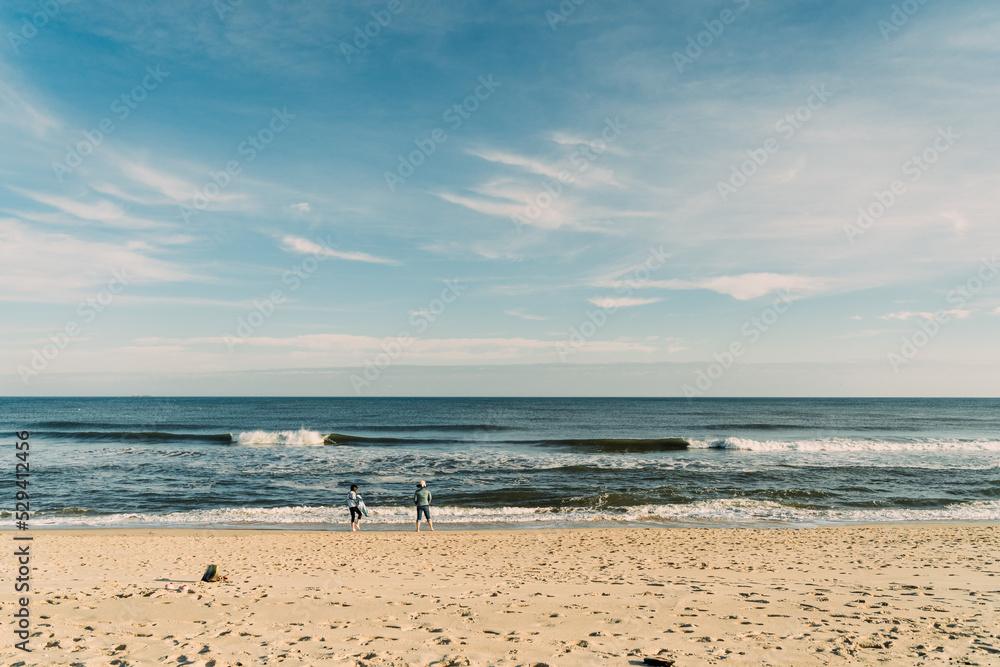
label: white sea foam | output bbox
[233,429,325,446]
[688,437,1000,452]
[31,499,1000,528]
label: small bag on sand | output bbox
[201,564,220,582]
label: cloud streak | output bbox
[281,236,401,265]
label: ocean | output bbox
[4,397,1000,529]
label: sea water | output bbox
[3,397,999,529]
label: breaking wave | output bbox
[30,498,1000,528]
[233,429,326,446]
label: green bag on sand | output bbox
[201,564,219,582]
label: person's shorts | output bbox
[350,507,362,522]
[416,506,431,521]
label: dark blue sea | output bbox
[4,397,999,529]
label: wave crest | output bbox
[29,499,1000,528]
[234,429,326,446]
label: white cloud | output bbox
[433,185,597,232]
[468,149,565,181]
[628,273,829,300]
[281,235,400,265]
[289,202,311,213]
[828,329,889,339]
[879,309,973,321]
[940,210,968,234]
[433,191,518,218]
[505,309,547,321]
[129,332,660,365]
[118,160,199,203]
[89,181,163,205]
[7,187,165,229]
[550,131,627,156]
[0,218,195,302]
[0,77,59,136]
[10,187,121,220]
[468,147,617,187]
[107,158,244,210]
[588,296,660,309]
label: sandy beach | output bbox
[3,524,999,666]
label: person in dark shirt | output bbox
[414,480,434,532]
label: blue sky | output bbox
[1,0,998,396]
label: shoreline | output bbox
[11,518,1000,532]
[5,523,999,665]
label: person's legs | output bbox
[420,506,433,531]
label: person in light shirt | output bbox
[347,484,363,532]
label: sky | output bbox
[1,0,998,396]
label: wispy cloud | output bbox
[281,236,401,265]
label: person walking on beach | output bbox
[414,480,434,532]
[347,484,363,532]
